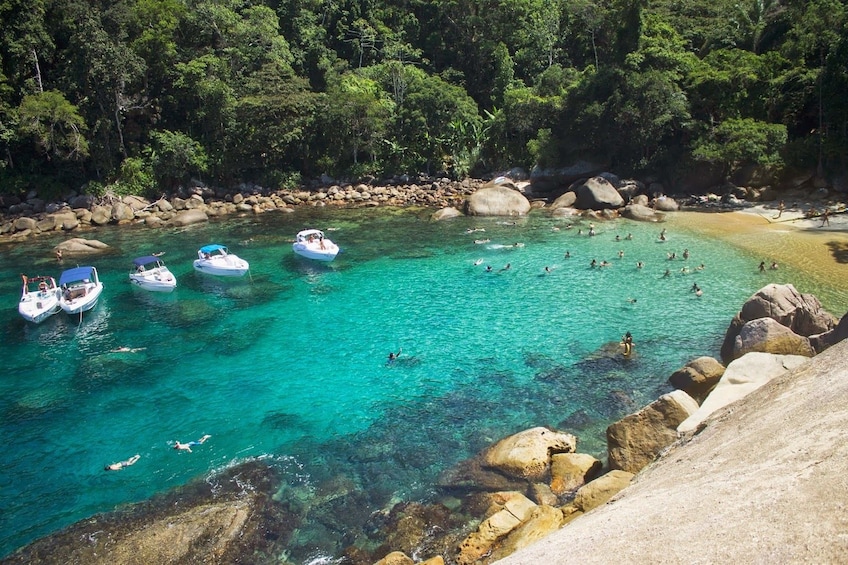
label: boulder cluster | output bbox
[0,177,490,241]
[0,171,681,243]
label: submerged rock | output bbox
[3,460,294,564]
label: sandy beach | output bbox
[667,200,848,313]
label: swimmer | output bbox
[663,269,671,277]
[578,229,583,235]
[111,347,146,353]
[618,250,624,259]
[551,226,560,232]
[501,263,511,271]
[695,288,703,297]
[599,260,611,267]
[770,261,779,270]
[626,233,633,240]
[485,265,493,272]
[174,435,211,452]
[681,266,689,274]
[473,258,483,266]
[564,251,571,259]
[615,235,621,242]
[512,242,524,248]
[544,266,553,273]
[692,282,700,292]
[683,249,690,260]
[590,259,597,268]
[105,454,140,471]
[387,347,402,364]
[636,261,644,269]
[696,263,705,271]
[759,261,766,272]
[627,297,637,304]
[667,252,676,260]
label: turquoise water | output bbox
[0,207,843,561]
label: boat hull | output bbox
[129,268,177,292]
[18,291,61,323]
[292,242,339,262]
[60,283,103,315]
[193,258,249,277]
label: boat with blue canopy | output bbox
[192,244,249,277]
[129,255,177,292]
[58,265,103,315]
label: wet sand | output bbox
[669,206,848,313]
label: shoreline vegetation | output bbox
[3,176,848,564]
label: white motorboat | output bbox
[293,229,339,262]
[59,266,103,315]
[18,275,62,323]
[129,255,177,292]
[193,244,250,277]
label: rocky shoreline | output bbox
[4,283,846,565]
[5,170,842,245]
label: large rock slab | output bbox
[678,352,809,433]
[622,203,664,222]
[431,206,463,221]
[466,185,531,216]
[169,208,209,227]
[732,317,815,359]
[491,505,564,560]
[668,356,726,404]
[455,493,537,565]
[573,177,625,210]
[721,284,837,363]
[607,390,699,473]
[573,470,634,513]
[498,340,848,565]
[549,453,602,495]
[54,238,111,255]
[3,461,292,564]
[483,427,577,481]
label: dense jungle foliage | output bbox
[0,0,846,198]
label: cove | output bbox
[0,207,844,562]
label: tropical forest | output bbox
[0,0,846,199]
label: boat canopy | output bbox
[59,266,95,285]
[133,256,162,267]
[199,244,227,254]
[296,229,324,240]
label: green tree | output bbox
[393,68,480,175]
[323,71,393,172]
[17,90,88,163]
[691,117,787,177]
[148,129,207,188]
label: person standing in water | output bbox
[622,332,634,356]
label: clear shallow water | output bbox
[0,207,844,561]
